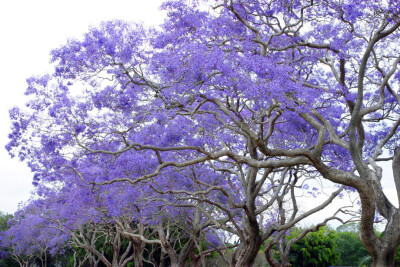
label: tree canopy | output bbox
[3,0,400,266]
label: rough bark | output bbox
[132,242,144,267]
[264,245,281,267]
[230,215,262,267]
[231,237,261,267]
[355,147,400,266]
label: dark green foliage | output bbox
[0,212,13,232]
[395,246,400,266]
[289,227,340,267]
[0,212,19,267]
[335,231,369,266]
[0,256,19,267]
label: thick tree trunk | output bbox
[372,252,395,267]
[231,213,262,267]
[169,240,195,267]
[370,213,400,267]
[231,236,262,267]
[176,239,196,267]
[169,256,186,267]
[356,191,400,267]
[230,165,263,267]
[133,246,144,267]
[355,149,400,267]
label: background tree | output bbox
[335,230,369,266]
[264,202,354,267]
[289,227,340,267]
[0,212,12,232]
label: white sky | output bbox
[302,161,398,230]
[0,0,397,233]
[0,0,164,214]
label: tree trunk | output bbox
[231,165,263,267]
[265,247,281,267]
[370,214,400,267]
[356,167,400,267]
[176,239,196,267]
[231,237,262,267]
[231,217,262,267]
[372,253,395,267]
[356,196,399,267]
[133,243,144,267]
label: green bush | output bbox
[289,227,340,267]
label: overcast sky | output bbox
[0,0,164,213]
[0,0,397,231]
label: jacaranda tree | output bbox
[6,0,400,266]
